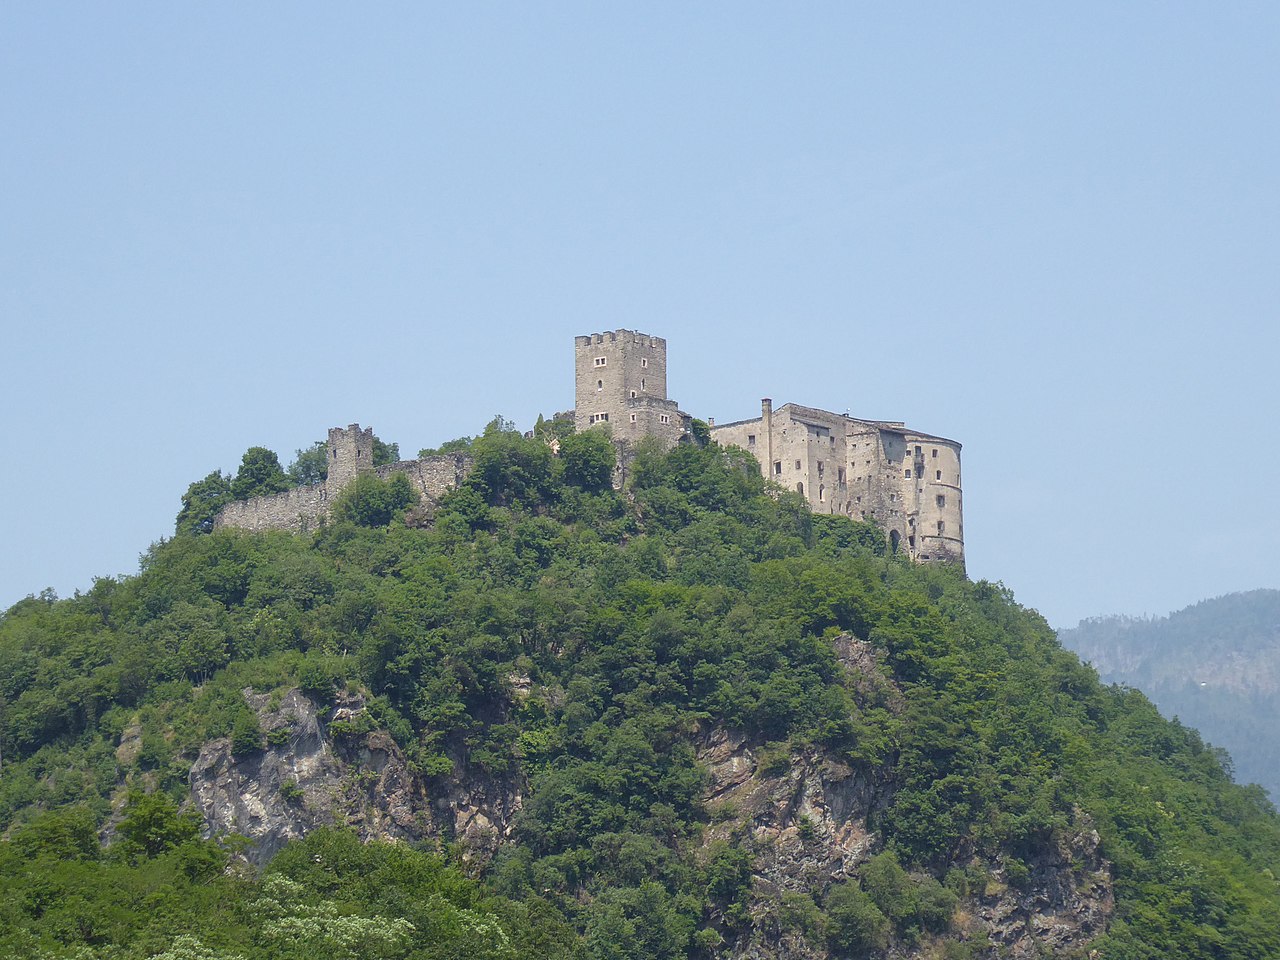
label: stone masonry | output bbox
[219,331,963,564]
[573,330,964,564]
[213,424,472,533]
[709,401,963,563]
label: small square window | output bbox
[594,412,609,422]
[594,356,607,366]
[747,434,756,446]
[659,414,670,424]
[904,469,911,478]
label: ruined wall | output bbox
[376,455,474,502]
[214,425,474,534]
[213,483,330,534]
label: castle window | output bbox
[641,378,646,391]
[837,467,845,483]
[594,356,607,367]
[915,445,922,455]
[936,495,946,508]
[630,391,636,398]
[937,520,945,534]
[817,461,824,474]
[819,484,824,501]
[908,535,916,549]
[796,482,804,495]
[596,379,603,391]
[904,469,911,478]
[795,459,801,470]
[932,449,938,458]
[747,434,756,446]
[936,470,942,480]
[659,414,670,424]
[641,358,648,368]
[630,414,637,423]
[774,461,782,475]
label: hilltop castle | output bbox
[215,329,964,563]
[573,329,963,564]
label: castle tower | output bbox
[574,330,685,445]
[326,423,375,490]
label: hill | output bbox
[2,423,1279,959]
[1059,590,1280,802]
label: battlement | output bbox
[220,331,963,566]
[575,330,666,349]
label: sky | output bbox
[2,4,1277,629]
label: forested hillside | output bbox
[2,422,1279,959]
[1059,590,1280,802]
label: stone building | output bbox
[221,332,963,564]
[570,329,964,564]
[574,330,691,447]
[214,424,471,533]
[709,401,963,563]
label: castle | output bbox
[215,329,964,564]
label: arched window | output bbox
[889,529,901,553]
[796,482,804,495]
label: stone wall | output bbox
[214,426,474,535]
[377,455,474,502]
[711,401,965,565]
[213,483,330,534]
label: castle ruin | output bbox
[213,425,471,533]
[215,329,963,563]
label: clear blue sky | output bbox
[2,4,1277,628]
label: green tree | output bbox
[176,470,232,535]
[558,428,616,493]
[117,792,201,857]
[230,447,290,501]
[288,442,328,486]
[372,437,400,466]
[826,881,890,954]
[331,473,418,527]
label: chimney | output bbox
[762,398,774,473]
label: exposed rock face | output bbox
[185,654,1112,955]
[695,635,1113,959]
[974,823,1113,958]
[189,688,520,865]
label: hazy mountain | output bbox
[1059,589,1280,800]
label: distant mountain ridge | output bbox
[1059,589,1280,799]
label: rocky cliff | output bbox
[182,637,1112,957]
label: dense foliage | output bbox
[1060,591,1280,802]
[3,422,1280,958]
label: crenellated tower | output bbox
[326,423,375,488]
[574,329,687,446]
